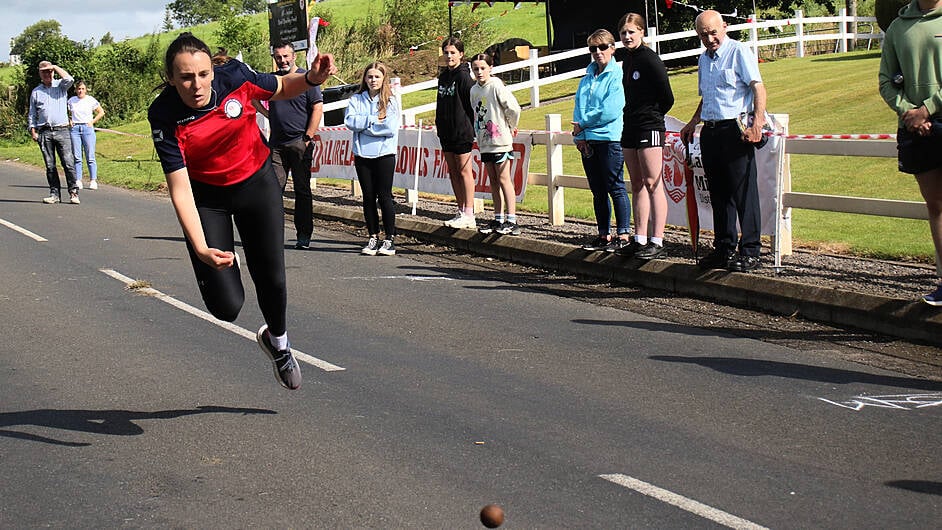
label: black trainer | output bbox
[479,219,502,234]
[698,248,736,270]
[496,221,521,235]
[635,242,665,260]
[605,238,632,253]
[614,239,643,257]
[728,254,760,272]
[256,325,302,390]
[582,236,611,251]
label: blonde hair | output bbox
[618,13,647,43]
[357,62,393,120]
[587,29,616,46]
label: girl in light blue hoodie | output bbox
[345,62,401,256]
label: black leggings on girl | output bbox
[186,160,288,336]
[354,154,397,237]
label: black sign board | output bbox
[268,0,309,51]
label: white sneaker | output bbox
[69,192,80,205]
[443,213,464,227]
[75,180,83,190]
[446,213,476,229]
[88,180,98,190]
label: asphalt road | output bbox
[1,162,940,528]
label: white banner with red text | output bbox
[311,127,531,202]
[661,115,788,236]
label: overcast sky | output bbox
[1,1,168,63]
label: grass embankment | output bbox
[1,49,931,260]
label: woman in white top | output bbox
[68,80,105,189]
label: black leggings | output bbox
[354,154,397,237]
[186,161,287,336]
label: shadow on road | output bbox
[885,480,942,496]
[0,405,276,447]
[648,355,942,390]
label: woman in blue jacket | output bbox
[345,62,402,256]
[572,29,631,252]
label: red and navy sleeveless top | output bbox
[149,59,277,186]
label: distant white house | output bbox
[9,55,21,66]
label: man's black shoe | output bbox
[698,248,735,270]
[728,254,760,272]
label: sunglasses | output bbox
[588,43,612,53]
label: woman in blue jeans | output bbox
[572,29,631,252]
[68,80,105,190]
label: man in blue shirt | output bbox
[28,61,79,204]
[254,42,324,249]
[680,10,768,272]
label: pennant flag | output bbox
[666,0,673,8]
[514,2,523,8]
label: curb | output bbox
[300,201,942,348]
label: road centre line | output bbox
[599,474,768,530]
[100,268,345,372]
[0,217,48,242]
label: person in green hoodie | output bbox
[879,0,942,306]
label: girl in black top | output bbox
[616,13,675,260]
[436,37,478,229]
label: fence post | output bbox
[648,26,658,55]
[750,14,759,58]
[838,8,848,53]
[545,114,565,226]
[529,48,541,108]
[795,9,805,58]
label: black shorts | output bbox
[620,129,666,150]
[898,125,942,174]
[480,151,512,163]
[440,141,473,155]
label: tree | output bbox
[214,13,266,68]
[166,0,267,27]
[100,32,114,46]
[10,20,63,56]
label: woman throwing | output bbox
[344,62,401,256]
[573,29,631,252]
[615,13,674,260]
[68,79,105,190]
[148,33,336,389]
[436,37,478,229]
[469,53,521,235]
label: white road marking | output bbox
[328,275,456,282]
[0,217,48,242]
[599,473,768,530]
[100,268,345,372]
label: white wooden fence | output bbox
[315,9,928,263]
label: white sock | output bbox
[506,214,516,223]
[635,235,648,245]
[651,237,663,247]
[270,332,288,351]
[495,213,506,223]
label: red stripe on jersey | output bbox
[176,81,274,186]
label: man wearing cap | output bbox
[28,60,79,204]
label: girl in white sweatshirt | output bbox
[469,53,521,235]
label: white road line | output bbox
[0,217,48,242]
[599,474,768,530]
[100,268,345,372]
